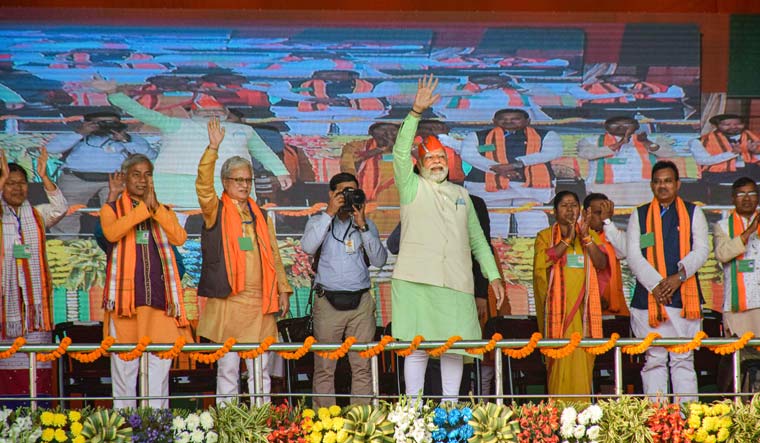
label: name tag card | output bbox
[12,244,30,259]
[345,238,356,254]
[640,232,655,249]
[478,144,496,153]
[136,230,150,245]
[606,157,627,165]
[566,253,585,268]
[738,259,755,273]
[382,154,393,162]
[238,237,254,251]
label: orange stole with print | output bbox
[594,133,653,184]
[699,130,760,173]
[598,232,629,316]
[220,193,279,314]
[483,127,551,192]
[297,79,383,111]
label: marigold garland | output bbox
[707,331,754,355]
[395,335,424,357]
[277,336,316,360]
[664,331,708,354]
[238,336,276,359]
[502,332,542,359]
[260,202,327,217]
[118,336,152,362]
[316,336,357,360]
[36,337,71,362]
[359,335,394,359]
[154,336,187,360]
[188,337,236,364]
[70,336,115,363]
[466,333,503,355]
[0,337,26,359]
[540,332,582,359]
[622,332,662,355]
[427,335,462,357]
[584,333,620,355]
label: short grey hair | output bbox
[221,156,253,179]
[121,154,153,173]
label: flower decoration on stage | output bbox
[301,406,347,443]
[467,403,520,442]
[647,403,685,443]
[684,401,732,443]
[386,395,435,443]
[559,404,602,443]
[124,408,173,443]
[40,410,85,443]
[431,405,474,443]
[342,404,395,442]
[515,400,560,443]
[172,411,218,443]
[0,407,42,442]
[80,409,133,443]
[266,403,307,443]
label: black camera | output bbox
[96,120,128,133]
[341,188,366,212]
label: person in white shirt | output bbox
[625,160,709,404]
[460,108,562,237]
[713,177,760,362]
[577,116,676,206]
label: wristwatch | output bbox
[358,224,370,232]
[679,270,687,282]
[603,218,612,226]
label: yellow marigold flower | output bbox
[70,421,83,436]
[687,415,701,429]
[41,428,55,442]
[313,421,323,432]
[310,431,322,443]
[336,429,349,443]
[72,436,85,443]
[41,412,55,426]
[54,428,67,442]
[705,435,717,443]
[322,418,333,430]
[702,404,711,415]
[323,430,337,443]
[329,405,341,417]
[68,410,81,422]
[694,428,708,442]
[717,427,729,442]
[53,413,67,427]
[302,409,316,419]
[718,417,732,429]
[332,417,344,431]
[318,407,331,421]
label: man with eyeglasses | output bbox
[0,148,68,400]
[713,177,760,366]
[625,160,709,403]
[301,172,387,407]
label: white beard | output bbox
[420,165,448,183]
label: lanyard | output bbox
[329,216,354,244]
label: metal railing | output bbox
[8,337,760,410]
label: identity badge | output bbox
[238,237,254,251]
[606,157,627,165]
[136,230,150,245]
[12,244,31,259]
[738,259,755,273]
[382,154,393,162]
[566,253,585,268]
[639,232,655,249]
[478,144,496,153]
[345,238,356,254]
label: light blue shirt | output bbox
[46,132,156,173]
[301,212,387,292]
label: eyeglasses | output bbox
[4,181,27,188]
[735,191,758,198]
[225,177,253,185]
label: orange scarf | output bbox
[448,82,526,109]
[220,193,279,314]
[699,130,760,173]
[356,139,395,201]
[594,133,653,184]
[297,79,383,111]
[103,192,188,326]
[546,224,603,339]
[598,231,629,316]
[484,127,551,192]
[644,197,700,327]
[582,82,628,104]
[727,212,760,312]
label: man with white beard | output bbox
[90,75,292,208]
[391,75,505,403]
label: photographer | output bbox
[47,111,156,234]
[301,172,388,407]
